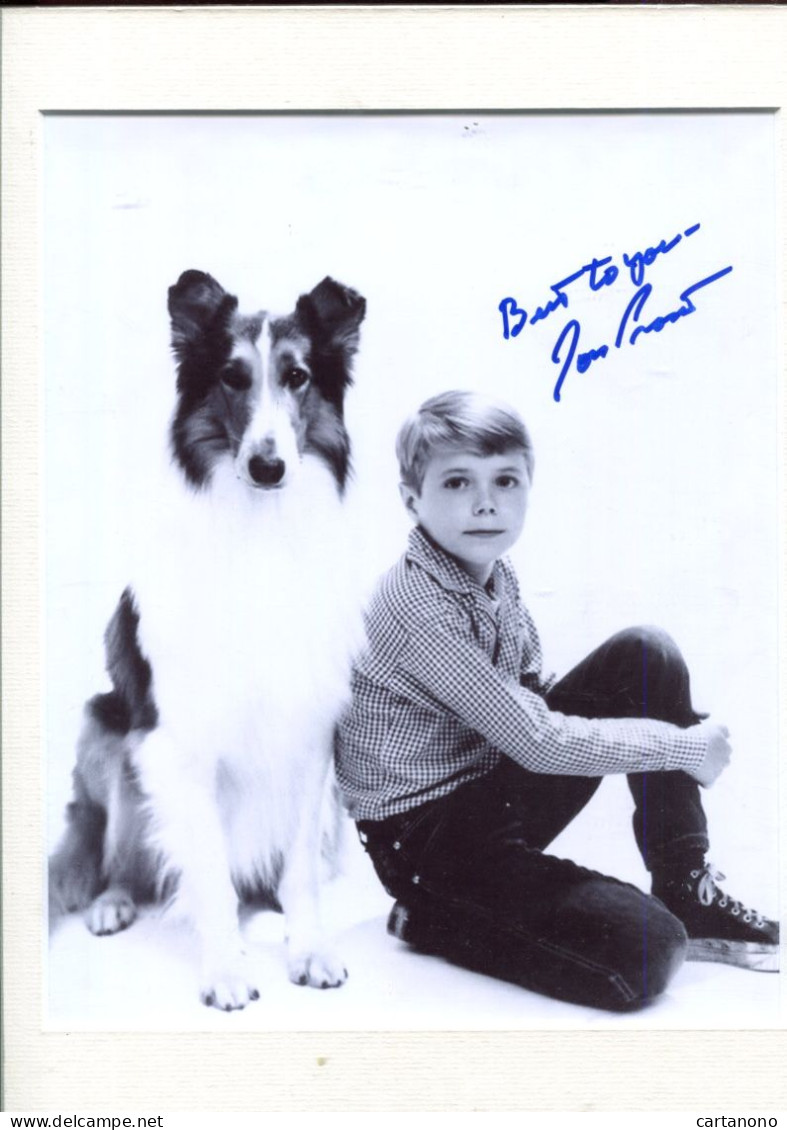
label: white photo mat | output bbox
[3,4,786,1113]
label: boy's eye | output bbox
[443,476,469,490]
[496,475,520,488]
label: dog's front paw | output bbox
[85,888,137,935]
[288,947,348,990]
[200,953,260,1012]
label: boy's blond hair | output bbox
[396,390,535,493]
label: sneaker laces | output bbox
[690,864,767,927]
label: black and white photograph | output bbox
[41,110,781,1033]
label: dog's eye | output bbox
[220,363,252,392]
[283,367,310,391]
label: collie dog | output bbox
[49,270,367,1010]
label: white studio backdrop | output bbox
[43,113,780,1028]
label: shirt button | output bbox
[392,841,401,851]
[412,874,420,885]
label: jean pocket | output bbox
[394,799,451,861]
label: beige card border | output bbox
[2,4,785,1113]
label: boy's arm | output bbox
[400,613,708,779]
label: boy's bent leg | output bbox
[388,856,688,1012]
[546,625,709,871]
[547,626,778,970]
[547,625,706,730]
[359,772,688,1012]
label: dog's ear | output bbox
[168,270,237,353]
[296,277,366,351]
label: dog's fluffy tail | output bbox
[48,691,136,933]
[48,790,106,932]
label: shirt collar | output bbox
[406,525,503,598]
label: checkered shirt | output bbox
[335,526,707,821]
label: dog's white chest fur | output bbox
[131,456,362,771]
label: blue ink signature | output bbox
[551,266,733,402]
[499,223,703,339]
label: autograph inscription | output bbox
[498,223,733,402]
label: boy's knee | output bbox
[602,625,705,728]
[627,897,689,1006]
[610,893,689,1009]
[612,624,681,664]
[555,877,688,1010]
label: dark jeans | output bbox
[358,626,710,1011]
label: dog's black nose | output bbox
[248,455,286,487]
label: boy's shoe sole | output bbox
[687,937,779,972]
[388,901,412,941]
[388,901,436,950]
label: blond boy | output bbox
[336,391,777,1009]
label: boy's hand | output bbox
[688,721,732,787]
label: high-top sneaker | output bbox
[653,862,779,972]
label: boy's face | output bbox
[400,448,530,585]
